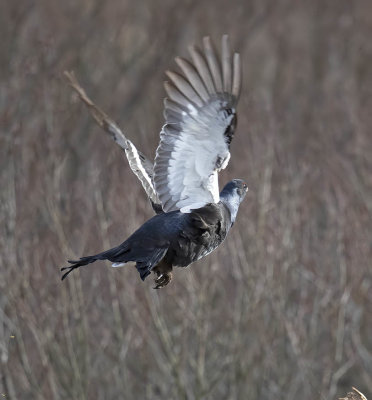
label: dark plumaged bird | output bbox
[61,35,248,288]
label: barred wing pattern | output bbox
[154,35,241,213]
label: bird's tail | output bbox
[61,245,128,281]
[61,244,168,282]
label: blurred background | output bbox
[1,0,371,399]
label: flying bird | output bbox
[62,35,248,288]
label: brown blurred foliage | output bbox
[1,0,372,399]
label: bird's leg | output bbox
[153,261,173,289]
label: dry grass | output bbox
[1,0,371,399]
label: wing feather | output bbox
[154,36,242,213]
[222,35,232,93]
[188,45,216,95]
[175,57,209,102]
[165,71,204,108]
[232,53,242,99]
[164,81,196,110]
[203,36,223,92]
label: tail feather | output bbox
[61,245,128,281]
[61,255,100,280]
[61,244,168,282]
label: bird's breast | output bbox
[166,203,231,268]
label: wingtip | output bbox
[222,34,229,46]
[188,44,197,54]
[202,36,213,53]
[202,36,223,92]
[232,52,242,100]
[165,70,173,79]
[221,35,232,93]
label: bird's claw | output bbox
[153,272,172,289]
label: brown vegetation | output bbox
[1,0,371,399]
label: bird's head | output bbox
[220,179,248,224]
[220,179,248,203]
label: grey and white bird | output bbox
[61,35,248,288]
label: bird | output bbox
[61,35,248,289]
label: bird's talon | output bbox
[153,271,172,289]
[155,273,164,284]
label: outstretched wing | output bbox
[153,35,241,213]
[64,71,162,213]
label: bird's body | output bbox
[62,35,248,288]
[62,181,246,287]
